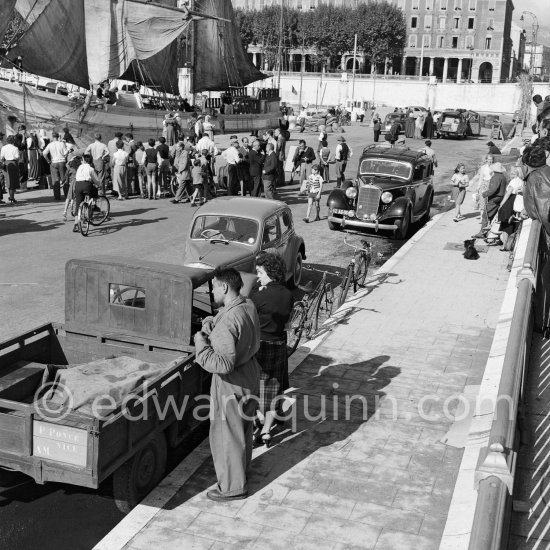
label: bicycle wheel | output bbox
[354,252,370,288]
[90,196,110,226]
[287,303,307,357]
[170,175,178,197]
[70,199,76,217]
[337,265,353,308]
[315,284,333,328]
[80,203,90,236]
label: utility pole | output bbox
[351,33,358,103]
[298,33,305,111]
[276,0,284,91]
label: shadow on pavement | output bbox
[89,217,169,236]
[0,217,65,236]
[108,207,156,218]
[163,353,400,508]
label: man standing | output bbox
[262,143,277,200]
[238,137,252,196]
[293,139,316,195]
[108,132,123,156]
[274,128,286,187]
[85,133,109,195]
[223,139,242,196]
[42,132,68,200]
[194,268,260,502]
[249,140,264,197]
[422,140,438,168]
[171,141,192,204]
[156,136,171,195]
[334,136,352,188]
[373,117,381,142]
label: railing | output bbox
[468,219,542,550]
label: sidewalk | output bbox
[95,198,513,550]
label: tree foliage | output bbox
[234,1,406,71]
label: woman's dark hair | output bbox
[256,252,286,284]
[6,135,14,144]
[533,136,550,152]
[148,138,155,147]
[116,140,124,149]
[522,146,547,168]
[213,267,243,292]
[158,136,166,144]
[454,163,465,172]
[82,154,93,165]
[30,134,39,148]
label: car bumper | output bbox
[328,215,397,231]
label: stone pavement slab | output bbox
[96,193,513,550]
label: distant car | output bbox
[380,112,406,135]
[405,106,427,117]
[436,109,481,138]
[483,114,500,129]
[327,145,434,240]
[184,197,306,287]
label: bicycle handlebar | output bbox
[303,264,340,276]
[343,235,372,252]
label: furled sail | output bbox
[0,0,18,47]
[191,0,266,92]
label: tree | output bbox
[233,9,255,53]
[354,2,406,72]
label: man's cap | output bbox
[337,136,346,141]
[52,131,59,138]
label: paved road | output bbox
[0,123,494,549]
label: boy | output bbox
[190,158,203,207]
[303,165,323,223]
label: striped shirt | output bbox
[307,174,324,195]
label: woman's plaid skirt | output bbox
[256,338,289,415]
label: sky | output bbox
[512,0,549,23]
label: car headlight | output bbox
[345,187,357,199]
[381,192,393,204]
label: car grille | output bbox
[356,185,381,220]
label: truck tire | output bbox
[113,433,168,513]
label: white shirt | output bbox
[76,163,99,184]
[111,149,129,166]
[335,143,353,161]
[196,136,217,156]
[479,163,493,183]
[27,136,45,149]
[307,174,324,195]
[0,143,19,161]
[507,176,524,195]
[43,140,68,164]
[223,146,241,165]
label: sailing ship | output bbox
[0,0,281,144]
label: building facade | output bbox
[233,0,516,83]
[523,43,550,80]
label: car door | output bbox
[411,163,427,216]
[261,214,282,255]
[278,208,295,274]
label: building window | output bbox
[424,15,432,29]
[411,16,418,29]
[487,18,494,30]
[310,0,316,8]
[453,16,460,29]
[465,35,474,48]
[488,0,495,11]
[423,35,431,47]
[412,0,419,10]
[485,36,492,49]
[452,36,458,48]
[469,0,476,10]
[409,35,417,47]
[439,16,446,29]
[426,0,434,10]
[454,0,462,10]
[438,35,445,47]
[439,0,447,10]
[468,17,474,29]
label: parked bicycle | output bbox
[76,194,110,236]
[286,266,336,357]
[336,236,372,308]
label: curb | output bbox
[93,208,446,550]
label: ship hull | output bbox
[0,81,280,145]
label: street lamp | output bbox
[520,11,539,75]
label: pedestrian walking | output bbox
[262,143,277,200]
[171,141,192,204]
[423,109,435,139]
[293,139,316,194]
[303,164,323,223]
[189,158,204,206]
[42,131,68,200]
[318,140,332,182]
[334,135,352,188]
[451,163,469,222]
[0,135,20,204]
[194,268,260,502]
[373,117,381,142]
[422,140,438,168]
[250,253,294,448]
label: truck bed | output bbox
[0,323,204,488]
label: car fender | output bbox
[327,188,351,210]
[383,196,411,219]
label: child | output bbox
[303,164,323,223]
[318,140,332,183]
[451,163,469,222]
[190,158,203,207]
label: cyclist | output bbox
[73,154,100,232]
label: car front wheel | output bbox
[393,208,410,240]
[288,251,303,289]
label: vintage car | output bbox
[326,145,434,240]
[405,106,427,117]
[184,197,306,287]
[380,112,406,135]
[436,109,481,138]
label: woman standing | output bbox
[26,130,44,186]
[482,162,507,230]
[472,154,494,238]
[251,252,294,447]
[203,115,214,141]
[162,113,177,146]
[451,163,469,222]
[110,140,129,200]
[415,113,425,139]
[0,135,20,204]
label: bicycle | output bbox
[336,236,372,308]
[286,266,335,357]
[77,194,111,236]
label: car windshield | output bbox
[441,114,461,123]
[359,159,411,179]
[191,215,259,245]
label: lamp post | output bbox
[520,11,539,75]
[467,45,474,82]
